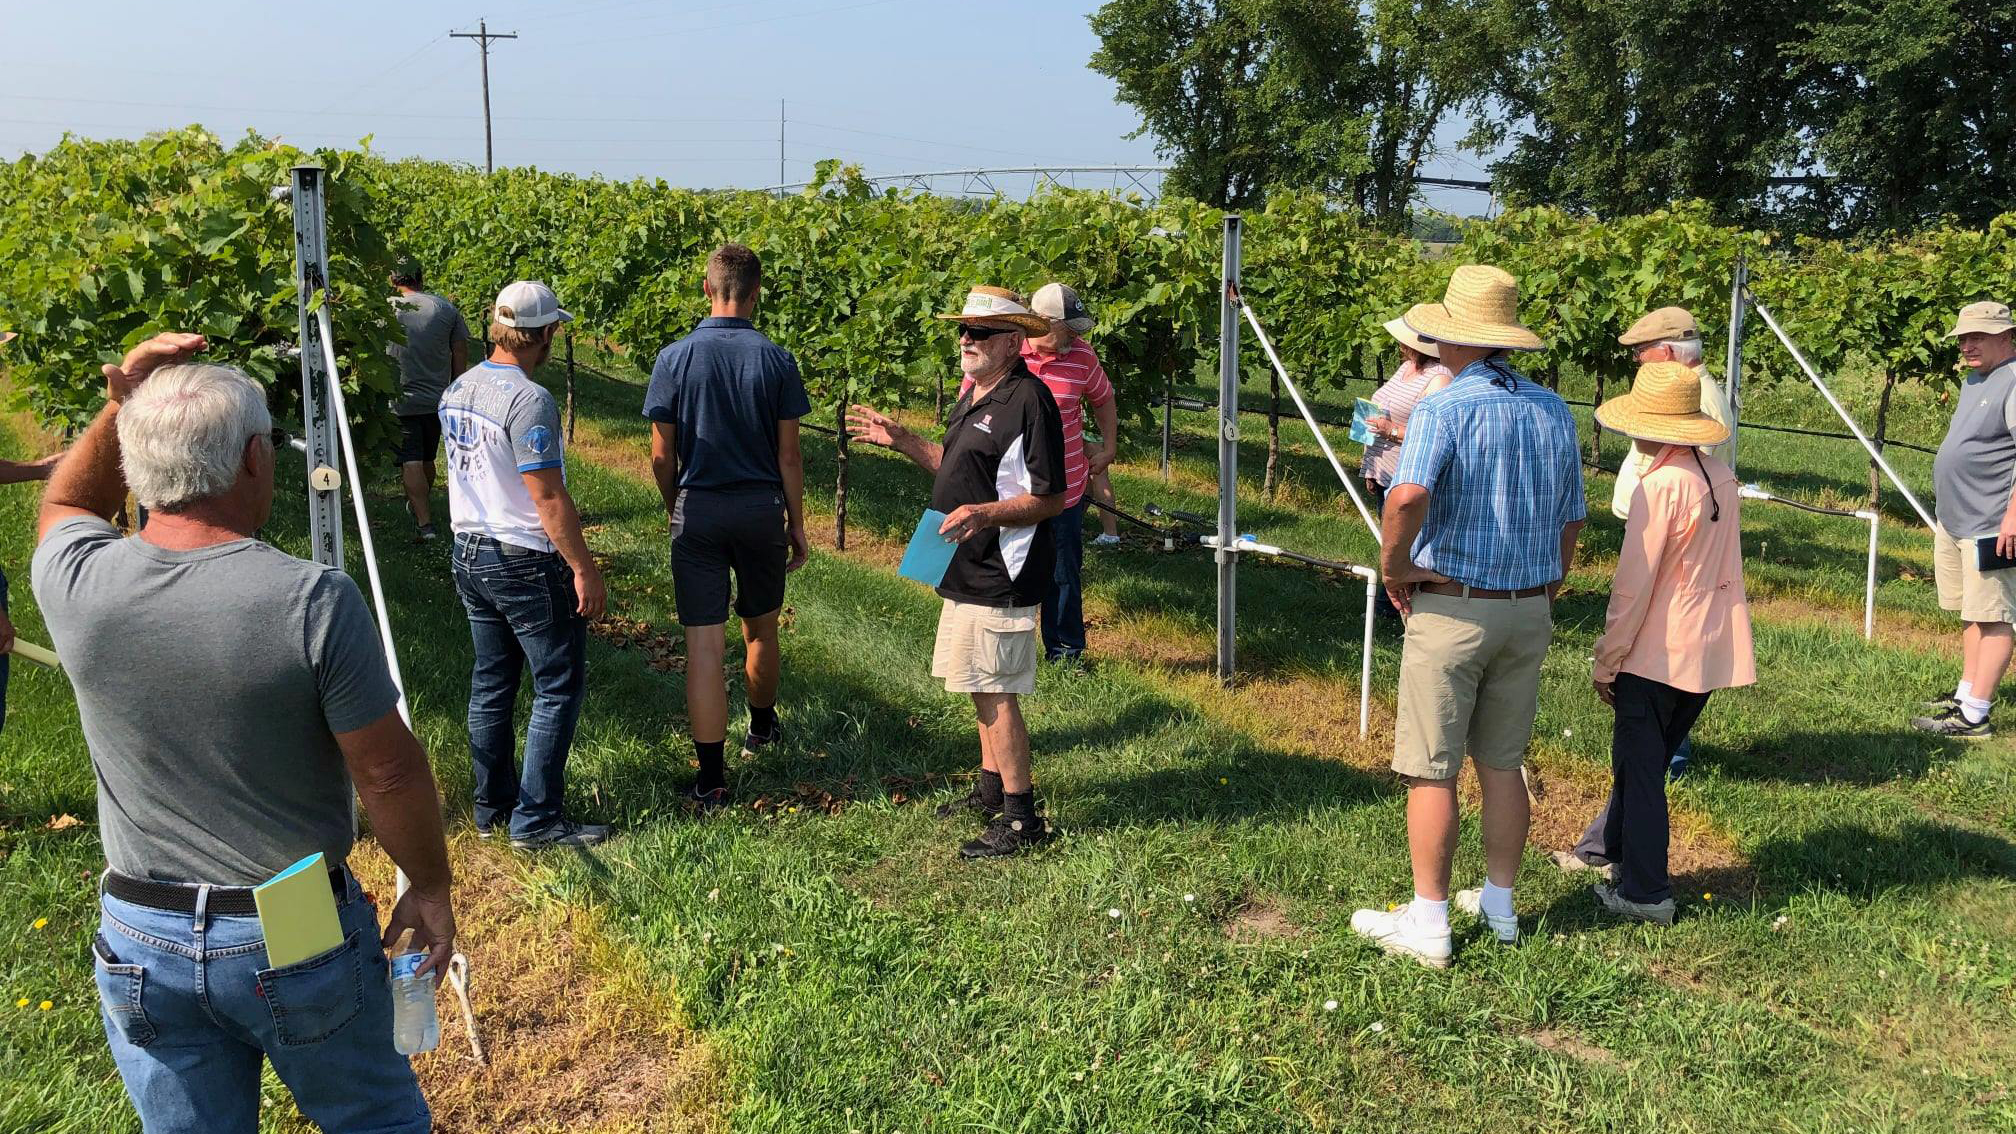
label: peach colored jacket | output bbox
[1592,446,1756,693]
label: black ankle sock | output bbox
[1002,790,1036,822]
[978,770,1005,809]
[695,740,727,791]
[749,704,778,735]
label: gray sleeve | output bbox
[304,573,401,734]
[509,389,565,473]
[448,303,471,347]
[29,516,122,620]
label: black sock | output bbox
[1002,790,1036,822]
[978,769,1005,809]
[749,704,778,735]
[695,740,726,792]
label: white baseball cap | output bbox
[492,280,573,329]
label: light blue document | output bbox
[1349,399,1382,446]
[898,509,958,588]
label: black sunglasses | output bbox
[957,324,1016,341]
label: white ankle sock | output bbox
[1961,695,1992,725]
[1480,881,1515,919]
[1408,895,1450,932]
[1957,680,1974,701]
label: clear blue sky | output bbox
[1,0,1492,211]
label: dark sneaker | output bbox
[685,784,730,811]
[510,819,612,849]
[416,523,439,542]
[1910,708,1993,739]
[933,787,1001,821]
[958,814,1049,858]
[475,821,502,840]
[1594,882,1676,926]
[1918,690,1960,712]
[741,721,781,757]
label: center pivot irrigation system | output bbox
[1197,219,1930,719]
[282,165,484,1063]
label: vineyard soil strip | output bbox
[1746,293,1936,530]
[1201,533,1377,738]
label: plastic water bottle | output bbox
[389,950,439,1055]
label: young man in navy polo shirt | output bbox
[848,286,1068,857]
[644,244,812,807]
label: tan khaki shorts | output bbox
[1392,589,1553,780]
[1933,524,2016,624]
[931,599,1039,694]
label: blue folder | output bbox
[1349,398,1382,446]
[898,509,959,588]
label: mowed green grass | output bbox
[2,348,2013,1134]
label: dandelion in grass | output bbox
[1368,1020,1385,1033]
[1562,729,1572,739]
[1183,893,1196,903]
[1702,892,1713,902]
[38,1000,52,1011]
[31,918,47,930]
[1218,777,1228,785]
[14,998,25,1008]
[1772,915,1789,932]
[1107,908,1122,919]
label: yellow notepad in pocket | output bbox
[254,853,344,968]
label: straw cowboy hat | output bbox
[0,331,15,347]
[1595,361,1731,447]
[1402,265,1544,352]
[1382,308,1440,358]
[935,286,1051,336]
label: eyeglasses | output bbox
[958,324,1015,342]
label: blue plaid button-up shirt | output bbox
[1391,359,1586,590]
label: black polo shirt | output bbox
[931,361,1067,607]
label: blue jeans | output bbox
[93,873,429,1134]
[1041,499,1088,660]
[452,533,587,838]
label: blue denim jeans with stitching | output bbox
[93,872,429,1134]
[1041,499,1088,660]
[452,532,588,838]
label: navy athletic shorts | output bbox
[669,486,790,626]
[394,413,442,465]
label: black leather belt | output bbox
[104,865,347,916]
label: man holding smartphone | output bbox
[1916,302,2016,738]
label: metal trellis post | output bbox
[289,166,344,571]
[1216,215,1242,688]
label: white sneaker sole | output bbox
[1350,913,1452,969]
[1454,888,1520,944]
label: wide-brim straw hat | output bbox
[1382,311,1440,358]
[1402,265,1544,352]
[1595,361,1730,446]
[0,331,15,346]
[935,286,1051,336]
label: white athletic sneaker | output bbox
[1349,906,1452,969]
[1091,533,1122,547]
[1454,888,1520,944]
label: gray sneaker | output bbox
[1593,882,1676,926]
[1549,849,1615,880]
[511,818,612,850]
[1910,706,1992,739]
[1918,690,1960,712]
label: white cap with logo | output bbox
[1029,282,1094,333]
[493,280,573,329]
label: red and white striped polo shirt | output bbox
[962,339,1113,508]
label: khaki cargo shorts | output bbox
[1933,524,2016,624]
[931,599,1039,694]
[1392,589,1553,780]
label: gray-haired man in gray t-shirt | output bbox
[1917,302,2016,738]
[33,332,455,1132]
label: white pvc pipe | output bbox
[1858,510,1879,640]
[315,308,413,728]
[1236,300,1382,543]
[1350,566,1375,739]
[1747,296,1936,530]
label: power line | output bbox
[550,0,909,49]
[313,33,451,117]
[450,20,519,173]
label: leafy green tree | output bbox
[1791,1,2016,231]
[1088,0,1372,209]
[1474,0,1820,223]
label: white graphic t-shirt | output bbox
[438,360,566,551]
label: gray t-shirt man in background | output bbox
[388,258,469,540]
[33,333,456,1131]
[1918,301,2016,738]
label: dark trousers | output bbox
[1366,480,1399,618]
[452,533,588,838]
[1572,672,1712,904]
[1041,498,1088,660]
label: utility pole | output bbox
[778,99,785,196]
[451,19,517,174]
